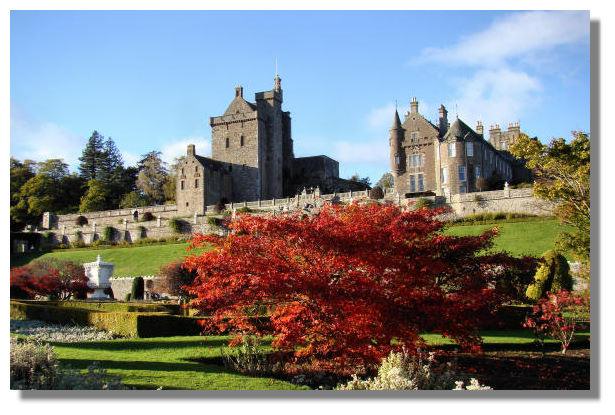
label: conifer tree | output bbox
[78,131,106,181]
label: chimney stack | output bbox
[439,104,448,136]
[476,121,484,136]
[187,144,196,156]
[235,85,243,98]
[410,97,419,114]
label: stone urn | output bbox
[83,255,114,299]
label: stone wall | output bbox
[109,276,165,300]
[446,188,554,217]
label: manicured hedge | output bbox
[29,300,180,314]
[10,301,201,337]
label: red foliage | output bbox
[10,259,92,300]
[185,202,536,371]
[524,290,588,354]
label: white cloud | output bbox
[452,68,542,127]
[160,137,211,165]
[418,11,588,67]
[10,107,84,168]
[367,103,396,129]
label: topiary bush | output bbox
[369,186,385,200]
[141,212,155,222]
[75,216,88,226]
[236,206,253,214]
[413,197,434,210]
[526,250,573,302]
[131,277,144,301]
[206,216,222,227]
[102,226,117,243]
[168,217,186,234]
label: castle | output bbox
[176,74,366,216]
[389,98,530,197]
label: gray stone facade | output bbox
[390,98,531,197]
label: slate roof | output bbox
[443,118,481,141]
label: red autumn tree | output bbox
[185,202,535,372]
[10,259,91,300]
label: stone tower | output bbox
[389,108,405,187]
[210,75,293,201]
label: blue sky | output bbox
[10,10,589,183]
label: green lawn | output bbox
[47,329,589,390]
[11,218,567,275]
[444,218,570,258]
[51,335,307,390]
[12,243,209,276]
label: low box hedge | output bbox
[10,301,202,338]
[30,300,180,314]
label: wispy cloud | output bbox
[417,11,588,67]
[367,103,396,129]
[10,105,84,168]
[160,137,210,166]
[413,11,588,128]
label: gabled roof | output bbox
[223,96,257,116]
[443,118,481,142]
[194,155,229,173]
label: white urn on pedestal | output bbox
[83,255,114,300]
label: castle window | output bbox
[417,174,424,192]
[180,180,185,190]
[410,132,418,143]
[181,167,184,174]
[395,154,400,167]
[409,154,423,167]
[458,165,466,182]
[448,143,456,157]
[475,165,481,179]
[240,135,244,147]
[441,167,448,183]
[459,184,467,194]
[225,137,229,148]
[195,166,198,172]
[195,179,199,188]
[501,141,508,150]
[409,175,416,193]
[186,202,189,207]
[466,142,474,157]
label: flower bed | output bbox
[10,319,117,342]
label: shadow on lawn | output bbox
[58,357,231,374]
[51,337,230,351]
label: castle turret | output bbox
[274,73,282,93]
[390,109,405,176]
[439,104,448,137]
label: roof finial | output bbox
[455,102,459,119]
[275,57,278,77]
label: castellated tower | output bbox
[210,75,293,201]
[389,109,405,187]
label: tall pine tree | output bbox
[78,131,106,181]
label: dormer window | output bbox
[466,142,474,157]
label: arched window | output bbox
[133,211,139,221]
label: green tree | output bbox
[79,180,109,213]
[78,131,106,181]
[376,172,394,190]
[11,159,72,230]
[119,191,150,208]
[136,151,168,204]
[349,173,372,188]
[510,132,590,263]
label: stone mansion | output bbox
[389,98,530,197]
[176,74,365,216]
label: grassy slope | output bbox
[11,218,567,275]
[14,243,207,276]
[444,218,569,258]
[52,335,307,390]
